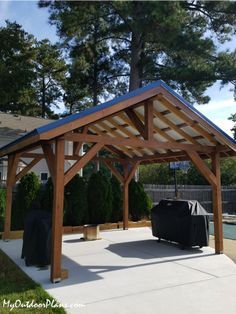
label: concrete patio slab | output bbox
[1,227,236,314]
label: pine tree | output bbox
[0,21,38,114]
[40,1,236,104]
[34,39,67,118]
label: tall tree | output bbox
[0,21,67,117]
[41,1,122,111]
[40,1,236,105]
[34,39,67,117]
[0,21,38,115]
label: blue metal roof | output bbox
[1,79,236,155]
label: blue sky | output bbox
[0,0,235,136]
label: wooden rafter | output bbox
[153,109,199,145]
[125,108,146,138]
[106,117,136,138]
[106,116,156,155]
[135,110,176,144]
[89,124,133,158]
[156,95,217,145]
[159,87,236,150]
[91,123,143,157]
[144,101,153,140]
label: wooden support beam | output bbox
[123,181,129,230]
[15,157,42,182]
[156,94,217,145]
[144,101,153,140]
[96,120,143,157]
[73,126,88,155]
[103,160,124,184]
[186,151,217,187]
[211,152,223,254]
[42,143,55,184]
[64,143,103,186]
[89,125,134,158]
[135,110,175,144]
[104,145,128,159]
[122,161,140,230]
[64,133,217,153]
[3,154,20,240]
[125,108,145,138]
[153,109,198,145]
[125,161,140,184]
[51,138,65,283]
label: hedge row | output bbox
[0,171,152,231]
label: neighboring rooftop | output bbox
[0,112,53,138]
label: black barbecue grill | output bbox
[151,199,209,248]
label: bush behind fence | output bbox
[144,184,236,214]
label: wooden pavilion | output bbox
[1,80,236,283]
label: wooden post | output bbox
[51,138,65,283]
[3,154,19,241]
[122,162,140,230]
[187,150,223,254]
[144,101,153,140]
[123,181,129,230]
[211,152,223,254]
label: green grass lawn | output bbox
[0,249,66,313]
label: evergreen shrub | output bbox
[87,171,113,224]
[129,179,152,221]
[12,172,40,230]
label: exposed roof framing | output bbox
[0,80,235,163]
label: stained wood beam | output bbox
[51,138,65,283]
[89,125,134,158]
[211,152,223,254]
[15,157,42,182]
[144,101,153,140]
[122,161,140,230]
[159,88,236,150]
[153,109,198,145]
[125,161,140,184]
[41,143,56,184]
[64,133,218,153]
[104,145,128,159]
[156,94,217,145]
[106,116,155,155]
[117,112,140,133]
[73,126,88,155]
[64,143,103,186]
[134,151,188,162]
[97,121,143,157]
[123,181,129,230]
[106,117,136,138]
[125,108,146,138]
[103,160,124,184]
[135,110,175,144]
[186,151,217,187]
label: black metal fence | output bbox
[144,184,236,214]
